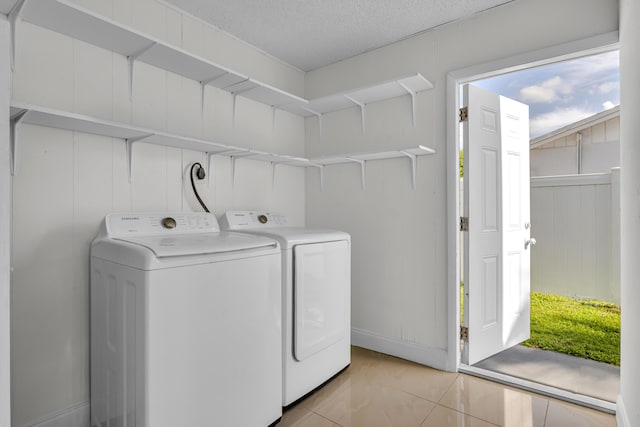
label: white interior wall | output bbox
[305,0,618,369]
[6,0,628,425]
[68,0,305,97]
[618,0,639,424]
[1,16,11,427]
[9,1,306,426]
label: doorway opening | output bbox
[447,35,620,414]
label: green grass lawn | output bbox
[522,292,620,366]
[461,288,621,365]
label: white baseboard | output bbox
[351,328,448,370]
[617,394,630,427]
[21,401,89,427]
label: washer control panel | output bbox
[221,211,288,230]
[106,212,219,236]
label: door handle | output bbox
[525,238,537,249]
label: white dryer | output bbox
[90,212,282,427]
[220,211,351,406]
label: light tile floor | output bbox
[276,346,617,427]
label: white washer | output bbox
[90,212,282,427]
[220,211,351,406]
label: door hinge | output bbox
[460,216,469,232]
[459,106,468,122]
[460,326,469,342]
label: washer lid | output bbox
[239,227,350,249]
[220,211,350,249]
[115,232,277,258]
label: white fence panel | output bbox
[530,170,620,304]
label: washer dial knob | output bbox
[258,214,268,224]
[161,217,177,229]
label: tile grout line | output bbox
[417,401,438,426]
[434,404,502,427]
[436,372,461,404]
[311,410,344,427]
[542,398,550,427]
[433,374,504,426]
[398,387,448,407]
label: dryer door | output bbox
[293,240,350,361]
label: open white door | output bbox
[463,84,532,365]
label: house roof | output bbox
[530,106,620,148]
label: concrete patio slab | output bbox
[474,345,620,402]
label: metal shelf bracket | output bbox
[271,162,277,187]
[125,134,153,183]
[271,106,276,129]
[127,42,156,100]
[398,81,417,127]
[9,0,27,72]
[313,164,324,192]
[231,94,237,127]
[9,108,28,176]
[229,82,253,128]
[344,95,366,134]
[302,107,323,136]
[401,150,418,190]
[346,157,367,190]
[200,79,214,117]
[200,72,232,117]
[205,152,216,186]
[200,82,207,117]
[230,156,238,188]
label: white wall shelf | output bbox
[5,1,436,190]
[14,0,308,119]
[8,102,314,185]
[9,102,435,190]
[306,74,433,133]
[5,0,433,131]
[310,145,435,190]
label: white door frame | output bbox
[445,31,620,373]
[1,15,11,427]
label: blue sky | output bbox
[472,50,620,138]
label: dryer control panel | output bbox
[105,212,220,237]
[221,211,288,230]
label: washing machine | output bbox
[90,212,282,427]
[220,211,350,406]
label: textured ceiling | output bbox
[164,0,515,71]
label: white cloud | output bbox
[562,51,619,80]
[520,76,572,104]
[598,81,619,94]
[602,101,616,110]
[521,85,557,103]
[530,107,596,137]
[521,51,619,106]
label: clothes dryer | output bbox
[220,211,350,406]
[90,212,282,427]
